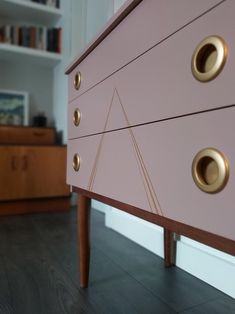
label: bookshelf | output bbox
[0,0,63,64]
[0,0,64,126]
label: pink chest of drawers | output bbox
[66,0,235,288]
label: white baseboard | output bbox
[91,200,111,214]
[93,205,235,298]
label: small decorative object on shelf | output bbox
[0,89,29,126]
[31,0,60,9]
[33,112,47,127]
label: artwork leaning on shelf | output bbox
[0,90,29,126]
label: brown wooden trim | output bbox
[73,187,235,256]
[0,197,71,216]
[78,195,91,288]
[65,0,143,74]
[164,229,176,267]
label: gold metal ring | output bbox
[74,71,81,90]
[73,154,80,172]
[191,36,227,82]
[73,108,81,127]
[192,148,229,193]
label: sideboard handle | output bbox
[73,108,81,127]
[11,156,17,171]
[192,147,229,193]
[74,71,82,90]
[33,132,45,137]
[22,156,28,171]
[73,153,81,172]
[191,36,227,82]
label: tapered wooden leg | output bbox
[78,194,91,288]
[164,228,176,267]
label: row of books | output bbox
[31,0,60,9]
[0,25,62,54]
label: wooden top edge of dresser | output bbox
[0,125,56,130]
[65,0,143,74]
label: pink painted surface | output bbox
[68,1,235,139]
[67,130,153,213]
[68,0,222,101]
[67,107,235,241]
[132,107,235,241]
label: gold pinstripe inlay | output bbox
[87,90,116,191]
[115,89,162,215]
[87,88,163,216]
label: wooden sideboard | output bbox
[66,0,235,288]
[0,126,70,215]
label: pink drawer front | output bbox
[68,0,222,101]
[67,130,153,212]
[68,0,235,139]
[67,106,235,241]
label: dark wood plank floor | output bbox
[0,207,234,314]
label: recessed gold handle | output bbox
[191,36,227,82]
[73,108,81,127]
[73,153,80,172]
[74,71,81,90]
[192,148,229,193]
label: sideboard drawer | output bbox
[68,0,235,139]
[67,106,235,241]
[0,126,56,145]
[68,0,222,101]
[67,130,153,213]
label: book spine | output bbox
[13,26,19,45]
[29,27,36,48]
[4,25,11,44]
[57,27,62,53]
[0,26,4,43]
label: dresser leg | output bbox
[78,194,91,288]
[164,228,176,267]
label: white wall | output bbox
[85,0,114,44]
[114,0,127,12]
[0,60,53,126]
[104,206,235,298]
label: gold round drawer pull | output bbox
[73,154,80,172]
[192,148,229,193]
[73,108,81,126]
[74,71,81,90]
[191,36,227,82]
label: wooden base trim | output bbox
[73,187,235,256]
[0,197,71,216]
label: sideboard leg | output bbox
[78,194,91,288]
[164,228,176,267]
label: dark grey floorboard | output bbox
[0,207,234,314]
[181,296,235,314]
[0,256,14,314]
[90,210,224,312]
[30,209,175,314]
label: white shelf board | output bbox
[0,43,62,67]
[0,0,63,25]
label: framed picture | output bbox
[0,89,29,126]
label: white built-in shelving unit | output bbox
[0,42,62,66]
[0,0,64,125]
